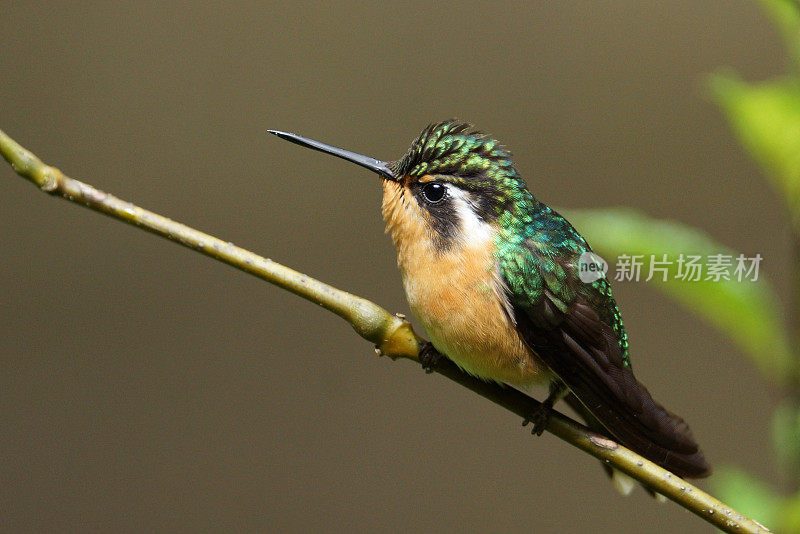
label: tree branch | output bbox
[0,128,771,534]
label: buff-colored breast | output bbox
[381,180,550,387]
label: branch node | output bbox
[375,317,421,361]
[38,166,60,192]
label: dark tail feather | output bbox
[566,394,654,496]
[511,299,711,479]
[564,393,694,498]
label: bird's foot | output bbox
[522,382,566,436]
[522,404,552,436]
[419,342,442,374]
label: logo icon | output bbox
[577,251,608,283]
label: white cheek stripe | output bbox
[446,185,494,247]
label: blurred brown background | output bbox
[0,2,789,532]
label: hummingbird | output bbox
[268,121,711,491]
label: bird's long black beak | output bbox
[268,130,396,181]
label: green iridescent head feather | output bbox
[392,121,517,180]
[391,121,536,220]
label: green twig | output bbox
[0,128,771,534]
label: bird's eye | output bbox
[422,182,446,203]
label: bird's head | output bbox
[269,121,533,253]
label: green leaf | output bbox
[709,74,800,223]
[780,493,800,533]
[760,0,800,66]
[563,207,793,384]
[711,467,783,531]
[773,402,800,473]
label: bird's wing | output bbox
[498,225,710,478]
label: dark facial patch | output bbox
[409,180,459,250]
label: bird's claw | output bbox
[522,405,551,436]
[522,382,564,436]
[419,342,442,374]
